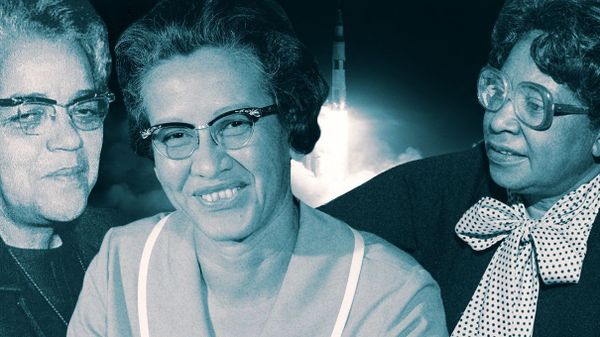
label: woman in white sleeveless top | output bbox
[67,0,447,336]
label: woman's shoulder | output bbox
[86,212,174,275]
[360,230,436,287]
[322,206,437,284]
[361,231,421,270]
[322,211,447,335]
[304,204,435,285]
[102,212,170,249]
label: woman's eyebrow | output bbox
[68,89,98,102]
[6,89,98,104]
[6,92,49,99]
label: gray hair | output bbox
[0,0,111,90]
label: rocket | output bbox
[331,7,346,109]
[299,5,350,185]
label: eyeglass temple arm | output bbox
[554,103,589,116]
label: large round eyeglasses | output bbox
[477,66,589,130]
[0,92,115,135]
[141,105,278,160]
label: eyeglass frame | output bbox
[477,65,589,130]
[0,91,115,134]
[141,104,278,160]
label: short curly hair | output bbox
[0,0,111,91]
[489,0,600,128]
[115,0,329,158]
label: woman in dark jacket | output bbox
[0,1,116,336]
[322,0,600,336]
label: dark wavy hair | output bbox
[115,0,329,158]
[489,0,600,128]
[0,0,111,91]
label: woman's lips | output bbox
[47,166,86,177]
[486,143,526,164]
[43,165,87,187]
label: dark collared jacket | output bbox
[321,143,600,337]
[0,208,125,337]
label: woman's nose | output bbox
[46,107,84,151]
[189,130,232,178]
[485,98,521,135]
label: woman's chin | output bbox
[38,198,88,223]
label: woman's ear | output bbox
[289,148,304,161]
[592,129,600,157]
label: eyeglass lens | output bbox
[18,98,109,135]
[152,113,256,159]
[478,68,550,128]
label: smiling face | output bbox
[0,38,102,226]
[483,31,600,202]
[142,47,294,242]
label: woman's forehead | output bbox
[142,47,272,125]
[0,38,93,102]
[502,33,580,104]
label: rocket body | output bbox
[331,9,346,109]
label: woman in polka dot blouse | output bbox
[321,0,600,336]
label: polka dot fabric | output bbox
[452,174,600,337]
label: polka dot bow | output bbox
[452,174,600,337]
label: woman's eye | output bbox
[224,120,245,128]
[161,131,181,141]
[159,129,194,146]
[72,100,101,117]
[164,132,184,140]
[524,99,544,113]
[0,108,42,128]
[0,113,22,126]
[73,108,96,116]
[18,109,45,124]
[219,119,252,137]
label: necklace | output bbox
[7,245,86,326]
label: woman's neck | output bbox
[524,198,559,220]
[193,195,299,306]
[522,167,600,219]
[0,218,61,249]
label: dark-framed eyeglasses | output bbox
[141,105,278,160]
[0,92,115,135]
[477,66,589,130]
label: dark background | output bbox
[87,0,505,218]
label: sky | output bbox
[87,0,506,219]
